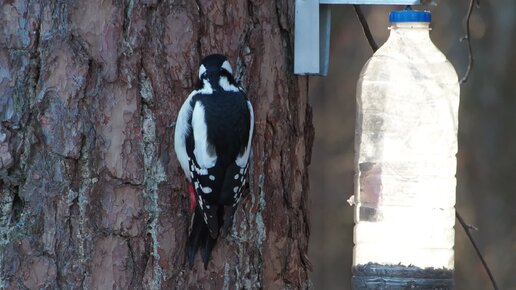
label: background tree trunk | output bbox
[0,0,313,289]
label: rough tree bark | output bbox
[0,0,313,289]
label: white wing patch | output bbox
[174,91,196,179]
[191,102,217,168]
[174,81,214,179]
[236,101,254,167]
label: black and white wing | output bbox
[186,96,253,238]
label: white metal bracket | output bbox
[294,0,437,75]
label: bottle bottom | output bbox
[352,263,453,290]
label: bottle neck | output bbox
[388,22,431,41]
[390,22,431,29]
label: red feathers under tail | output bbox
[188,184,196,211]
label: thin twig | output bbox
[460,0,480,84]
[458,4,498,288]
[458,1,498,288]
[456,211,498,290]
[455,0,498,290]
[353,5,378,52]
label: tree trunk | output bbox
[0,0,313,289]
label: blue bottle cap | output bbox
[389,10,432,23]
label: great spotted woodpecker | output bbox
[174,54,254,268]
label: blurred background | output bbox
[307,1,516,289]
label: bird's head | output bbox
[198,54,233,80]
[197,54,239,91]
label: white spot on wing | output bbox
[233,186,238,193]
[195,166,208,175]
[202,187,212,194]
[234,174,239,180]
[191,102,217,168]
[209,175,215,181]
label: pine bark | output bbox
[0,0,313,289]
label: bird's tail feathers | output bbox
[205,206,220,240]
[187,209,218,269]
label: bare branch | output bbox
[456,211,499,290]
[353,5,379,52]
[460,0,480,84]
[457,1,499,288]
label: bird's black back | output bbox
[185,90,250,204]
[194,92,250,165]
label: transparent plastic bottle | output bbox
[352,9,460,288]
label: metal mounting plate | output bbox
[294,0,437,75]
